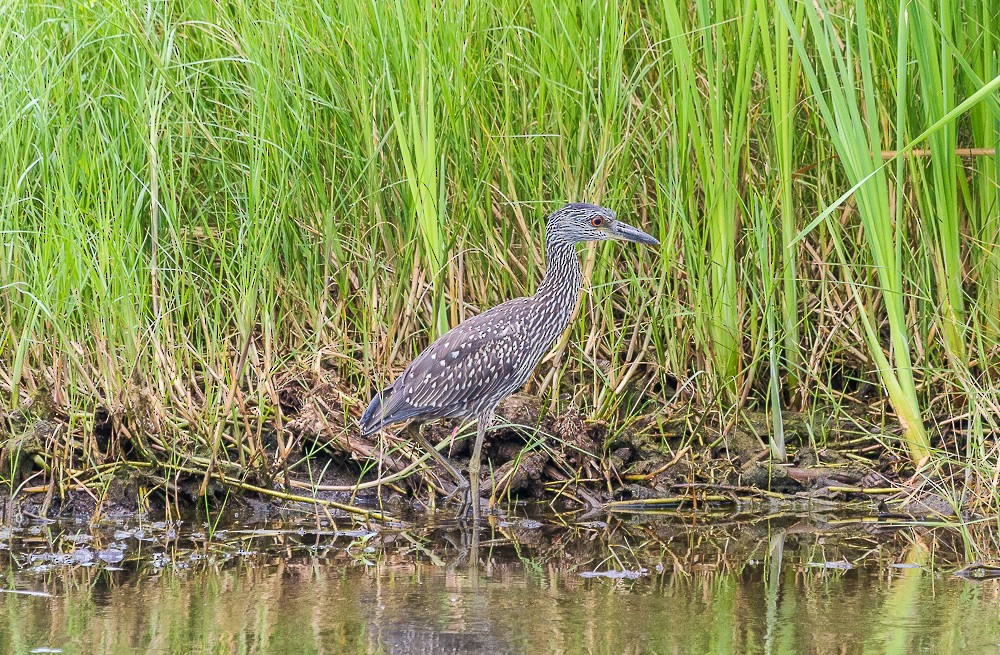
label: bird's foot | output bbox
[440,474,487,522]
[455,483,473,519]
[455,492,492,522]
[443,477,470,503]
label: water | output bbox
[1,508,998,654]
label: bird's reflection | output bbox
[367,519,520,655]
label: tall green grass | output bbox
[1,1,998,501]
[779,0,932,461]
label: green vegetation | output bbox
[1,1,998,510]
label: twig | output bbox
[191,467,393,522]
[624,445,692,482]
[603,495,732,511]
[825,485,900,495]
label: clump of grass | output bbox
[1,1,998,512]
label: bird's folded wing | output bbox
[398,319,524,412]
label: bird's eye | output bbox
[591,216,604,227]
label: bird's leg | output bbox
[463,411,493,522]
[412,428,468,497]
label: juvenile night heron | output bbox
[360,202,658,520]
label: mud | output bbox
[0,381,968,526]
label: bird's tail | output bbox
[359,382,419,436]
[359,386,392,436]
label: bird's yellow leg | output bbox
[413,428,468,495]
[465,411,493,522]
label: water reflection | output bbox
[0,509,997,654]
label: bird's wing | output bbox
[390,299,531,416]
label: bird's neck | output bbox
[534,239,582,319]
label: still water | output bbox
[1,507,998,654]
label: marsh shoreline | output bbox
[1,380,972,526]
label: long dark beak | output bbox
[613,220,659,247]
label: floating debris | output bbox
[579,568,648,580]
[72,549,94,565]
[98,549,125,564]
[0,589,53,598]
[807,561,854,570]
[577,521,608,529]
[954,562,1000,580]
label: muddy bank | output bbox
[0,379,974,525]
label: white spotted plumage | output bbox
[359,203,657,436]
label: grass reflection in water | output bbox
[1,510,998,655]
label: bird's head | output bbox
[545,202,659,247]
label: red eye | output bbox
[591,216,604,227]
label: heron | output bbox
[359,202,659,521]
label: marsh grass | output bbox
[1,1,999,511]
